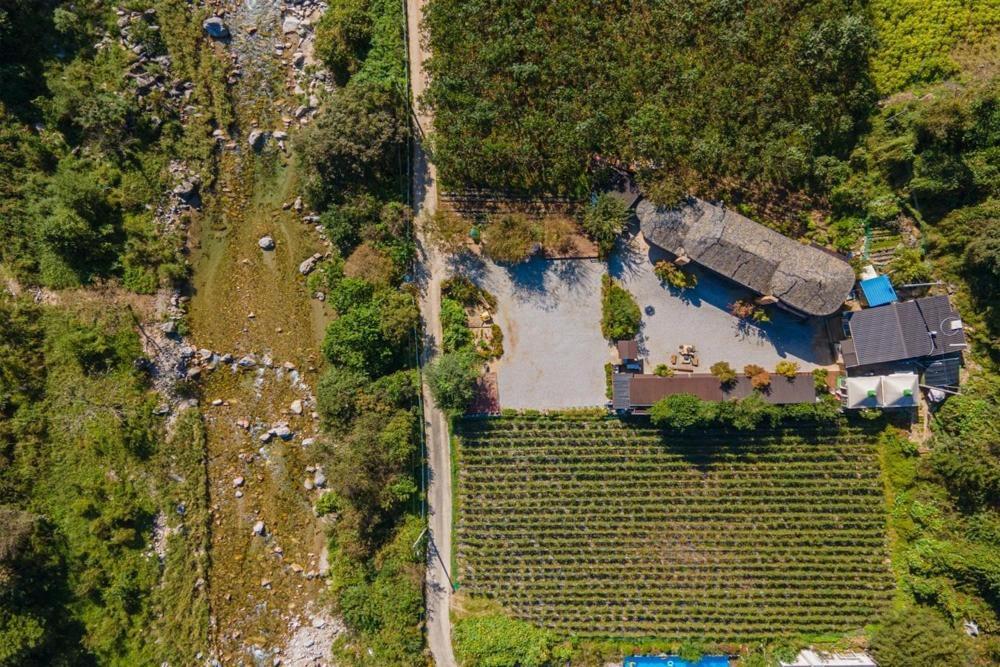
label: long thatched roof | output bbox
[637,197,855,317]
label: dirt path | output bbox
[187,1,340,663]
[404,0,458,665]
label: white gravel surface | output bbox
[457,255,612,409]
[610,230,834,371]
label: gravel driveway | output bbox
[610,231,834,372]
[451,254,611,409]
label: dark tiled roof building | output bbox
[841,295,966,369]
[637,197,855,317]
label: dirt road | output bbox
[404,0,458,665]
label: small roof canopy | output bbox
[882,373,919,407]
[846,376,881,409]
[616,339,640,361]
[859,275,897,307]
[845,373,919,409]
[780,650,877,667]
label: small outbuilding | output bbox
[616,339,640,363]
[844,373,918,409]
[858,274,898,307]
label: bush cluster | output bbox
[600,275,641,341]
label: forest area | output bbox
[0,0,216,663]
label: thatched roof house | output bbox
[637,197,855,317]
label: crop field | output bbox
[454,417,893,640]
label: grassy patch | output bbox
[870,0,1000,93]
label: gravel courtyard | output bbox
[450,231,833,410]
[452,255,611,409]
[610,230,834,372]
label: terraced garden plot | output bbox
[454,418,893,640]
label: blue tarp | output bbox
[623,656,729,667]
[859,275,897,307]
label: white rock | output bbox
[252,520,265,536]
[273,130,288,140]
[258,235,275,250]
[290,400,303,415]
[298,254,320,275]
[233,476,245,487]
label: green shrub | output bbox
[314,0,372,85]
[441,297,472,353]
[654,260,698,289]
[710,361,737,386]
[888,247,933,284]
[653,364,674,377]
[453,613,556,667]
[582,193,630,257]
[426,350,478,413]
[775,360,800,378]
[871,606,970,667]
[600,275,641,341]
[650,393,717,430]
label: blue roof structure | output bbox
[859,275,897,307]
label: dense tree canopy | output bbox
[424,0,876,197]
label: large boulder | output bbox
[202,17,229,39]
[247,129,268,151]
[298,253,322,275]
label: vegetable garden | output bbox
[455,417,893,640]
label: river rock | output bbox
[248,130,267,151]
[173,179,198,200]
[252,520,265,536]
[298,253,321,275]
[237,354,258,368]
[258,235,275,250]
[202,17,229,39]
[313,469,326,488]
[290,399,303,415]
[282,16,300,34]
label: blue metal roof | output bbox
[859,275,897,307]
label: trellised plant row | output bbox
[453,418,893,640]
